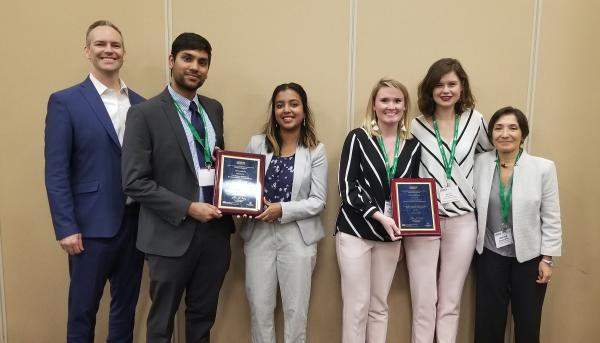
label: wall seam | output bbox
[0,218,6,343]
[165,0,173,84]
[525,0,543,152]
[164,3,179,343]
[511,1,543,341]
[346,0,358,131]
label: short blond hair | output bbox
[362,78,412,139]
[85,20,123,47]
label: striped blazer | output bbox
[411,109,492,218]
[336,128,421,241]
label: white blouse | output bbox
[411,109,492,217]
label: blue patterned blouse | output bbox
[264,155,295,203]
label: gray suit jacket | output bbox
[240,134,328,245]
[473,150,562,262]
[122,87,234,257]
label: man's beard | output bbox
[174,74,204,92]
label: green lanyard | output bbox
[376,134,401,182]
[496,149,523,224]
[172,99,212,168]
[432,114,459,185]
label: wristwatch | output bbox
[541,259,554,267]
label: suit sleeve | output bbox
[280,144,328,224]
[338,131,378,218]
[122,105,192,226]
[215,101,226,150]
[540,161,562,257]
[44,94,79,240]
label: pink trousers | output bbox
[336,232,402,343]
[403,212,477,343]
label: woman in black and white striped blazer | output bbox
[336,79,421,343]
[404,58,492,343]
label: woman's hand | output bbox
[255,198,282,223]
[372,211,402,241]
[536,257,553,284]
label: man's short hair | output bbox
[171,33,212,65]
[86,20,123,47]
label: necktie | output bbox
[189,101,214,204]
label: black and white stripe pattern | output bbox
[336,128,421,241]
[411,109,492,217]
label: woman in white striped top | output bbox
[404,58,492,343]
[336,79,421,343]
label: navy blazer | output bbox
[45,76,145,240]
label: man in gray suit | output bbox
[122,32,234,343]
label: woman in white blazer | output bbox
[473,106,562,343]
[241,82,327,343]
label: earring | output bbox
[303,118,306,127]
[371,119,380,132]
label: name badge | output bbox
[197,168,215,187]
[384,201,393,218]
[494,229,514,248]
[439,186,460,204]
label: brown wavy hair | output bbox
[417,58,475,117]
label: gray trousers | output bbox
[244,221,317,343]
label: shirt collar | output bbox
[167,83,200,112]
[89,73,129,96]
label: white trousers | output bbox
[336,232,402,343]
[244,222,317,343]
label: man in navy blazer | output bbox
[44,20,145,342]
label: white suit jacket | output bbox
[473,150,562,262]
[240,134,328,245]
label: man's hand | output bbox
[59,233,84,255]
[187,202,223,223]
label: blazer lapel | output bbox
[510,150,529,207]
[482,152,497,211]
[159,88,197,174]
[79,77,120,148]
[291,145,307,201]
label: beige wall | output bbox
[531,1,600,341]
[0,0,597,342]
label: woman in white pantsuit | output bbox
[473,106,561,343]
[241,82,327,343]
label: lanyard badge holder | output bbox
[494,149,522,248]
[173,99,215,187]
[377,134,404,217]
[433,115,460,204]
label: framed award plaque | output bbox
[390,178,441,236]
[213,150,265,215]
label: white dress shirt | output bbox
[89,73,131,145]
